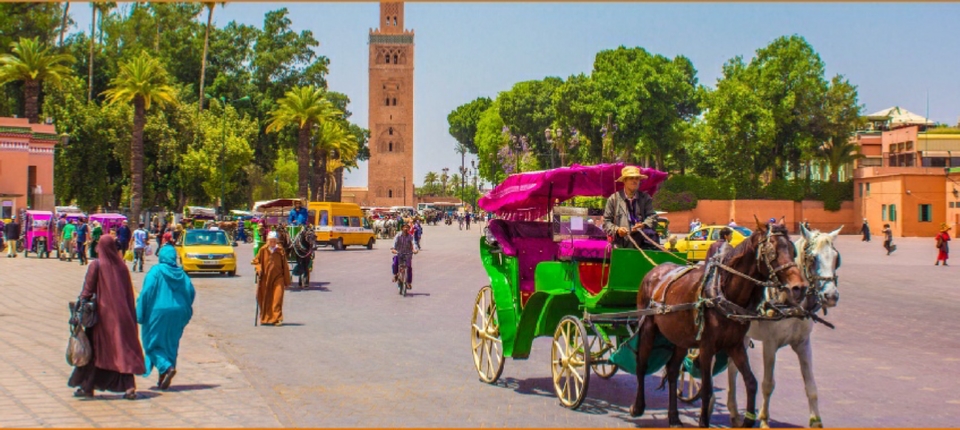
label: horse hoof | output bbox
[810,418,823,428]
[760,420,770,428]
[669,420,684,428]
[730,416,743,428]
[629,404,645,418]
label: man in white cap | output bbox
[252,231,290,326]
[603,166,658,249]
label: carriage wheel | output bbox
[552,316,590,409]
[587,331,618,379]
[678,348,703,403]
[471,286,504,384]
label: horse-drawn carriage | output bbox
[471,163,821,426]
[252,199,316,289]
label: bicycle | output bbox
[393,250,415,296]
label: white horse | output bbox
[727,224,841,429]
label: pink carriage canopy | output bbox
[89,213,127,231]
[478,163,668,220]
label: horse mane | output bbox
[720,224,790,269]
[805,229,835,254]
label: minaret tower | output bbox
[368,2,414,206]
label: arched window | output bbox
[392,98,397,106]
[389,127,393,135]
[393,54,398,64]
[385,98,390,106]
[394,17,397,26]
[388,189,393,198]
[385,54,390,64]
[389,142,393,152]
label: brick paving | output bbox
[1,225,959,427]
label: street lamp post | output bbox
[274,175,279,199]
[472,160,479,212]
[501,126,528,174]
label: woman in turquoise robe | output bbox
[137,244,195,390]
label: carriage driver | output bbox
[603,165,659,249]
[288,200,309,226]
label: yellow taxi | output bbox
[671,225,752,261]
[175,229,237,276]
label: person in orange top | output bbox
[935,223,951,266]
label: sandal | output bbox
[160,369,176,390]
[73,388,93,398]
[123,390,137,400]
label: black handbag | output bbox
[69,294,98,328]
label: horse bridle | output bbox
[800,236,840,315]
[291,225,315,259]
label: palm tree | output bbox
[102,51,176,225]
[59,2,71,47]
[0,37,75,124]
[313,121,357,201]
[816,137,864,183]
[87,2,115,102]
[423,171,439,195]
[198,2,223,113]
[266,85,342,200]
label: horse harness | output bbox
[641,228,828,339]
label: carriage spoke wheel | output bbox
[552,316,590,409]
[587,332,618,379]
[471,286,503,384]
[678,348,702,403]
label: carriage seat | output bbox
[486,219,557,297]
[556,238,611,261]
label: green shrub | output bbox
[661,175,735,200]
[654,190,698,212]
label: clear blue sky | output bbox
[69,2,960,188]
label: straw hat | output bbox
[940,223,952,233]
[616,166,648,182]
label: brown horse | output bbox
[631,219,809,428]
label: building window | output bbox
[388,189,393,198]
[919,204,932,222]
[866,183,871,196]
[392,98,397,106]
[393,54,398,64]
[385,98,390,106]
[385,54,390,64]
[389,142,393,152]
[882,204,887,221]
[389,127,393,135]
[858,183,863,197]
[889,204,897,222]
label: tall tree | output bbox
[0,37,74,123]
[497,77,562,168]
[447,96,492,154]
[312,120,356,201]
[198,2,221,113]
[59,2,70,47]
[102,51,177,224]
[266,85,341,200]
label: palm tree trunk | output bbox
[198,4,214,113]
[59,2,70,47]
[131,96,146,225]
[317,153,328,202]
[334,166,344,202]
[311,144,322,200]
[23,80,40,124]
[297,124,311,200]
[87,6,96,103]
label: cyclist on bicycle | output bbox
[391,223,419,290]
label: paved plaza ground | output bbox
[1,223,959,427]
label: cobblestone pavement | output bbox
[2,225,959,427]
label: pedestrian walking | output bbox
[68,236,146,400]
[62,219,77,262]
[882,224,896,255]
[90,221,103,259]
[137,243,195,390]
[116,220,131,256]
[860,218,871,242]
[132,223,149,272]
[252,231,290,326]
[935,223,951,266]
[76,217,90,266]
[3,218,19,257]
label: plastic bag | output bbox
[145,246,153,257]
[66,326,92,367]
[124,250,134,262]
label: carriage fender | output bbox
[510,291,580,360]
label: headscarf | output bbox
[96,235,129,278]
[143,244,192,295]
[137,244,195,376]
[162,231,173,245]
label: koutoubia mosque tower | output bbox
[366,1,414,206]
